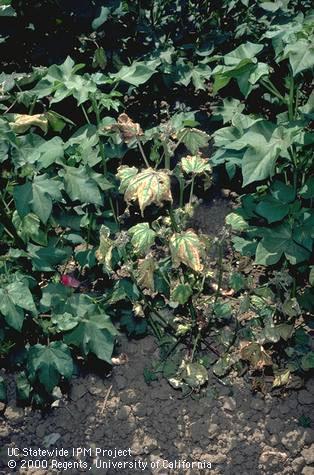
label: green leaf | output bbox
[128,223,156,255]
[256,196,289,223]
[300,177,314,199]
[16,372,31,402]
[255,224,310,266]
[120,309,147,337]
[171,283,193,305]
[92,6,110,30]
[169,230,205,272]
[14,174,63,223]
[242,136,280,186]
[27,341,73,393]
[212,98,245,124]
[51,312,79,332]
[64,313,117,363]
[62,165,103,205]
[0,376,7,403]
[40,283,73,313]
[111,60,160,87]
[232,236,257,256]
[177,128,210,154]
[270,180,295,203]
[28,242,71,271]
[229,272,246,292]
[284,39,314,76]
[12,212,47,245]
[0,278,37,331]
[301,352,314,371]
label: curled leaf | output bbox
[124,168,172,215]
[136,256,156,291]
[169,229,205,272]
[181,155,212,175]
[10,114,48,134]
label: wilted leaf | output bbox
[240,341,272,369]
[170,230,205,272]
[273,369,291,388]
[10,114,48,134]
[171,283,193,305]
[182,362,208,388]
[104,114,143,143]
[95,226,114,271]
[136,257,155,291]
[124,168,172,215]
[181,155,211,175]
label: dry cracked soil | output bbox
[0,335,314,475]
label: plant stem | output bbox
[168,206,179,232]
[288,73,294,121]
[178,174,185,208]
[189,175,195,204]
[148,314,162,340]
[215,240,224,302]
[261,78,285,103]
[81,104,91,124]
[191,332,201,362]
[136,138,150,168]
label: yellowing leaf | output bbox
[128,223,156,255]
[95,226,113,271]
[169,229,205,272]
[10,114,48,134]
[117,165,138,193]
[181,155,212,175]
[124,168,172,215]
[240,341,272,369]
[273,369,291,388]
[182,361,208,388]
[136,256,155,291]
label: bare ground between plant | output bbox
[0,198,313,475]
[0,334,313,475]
